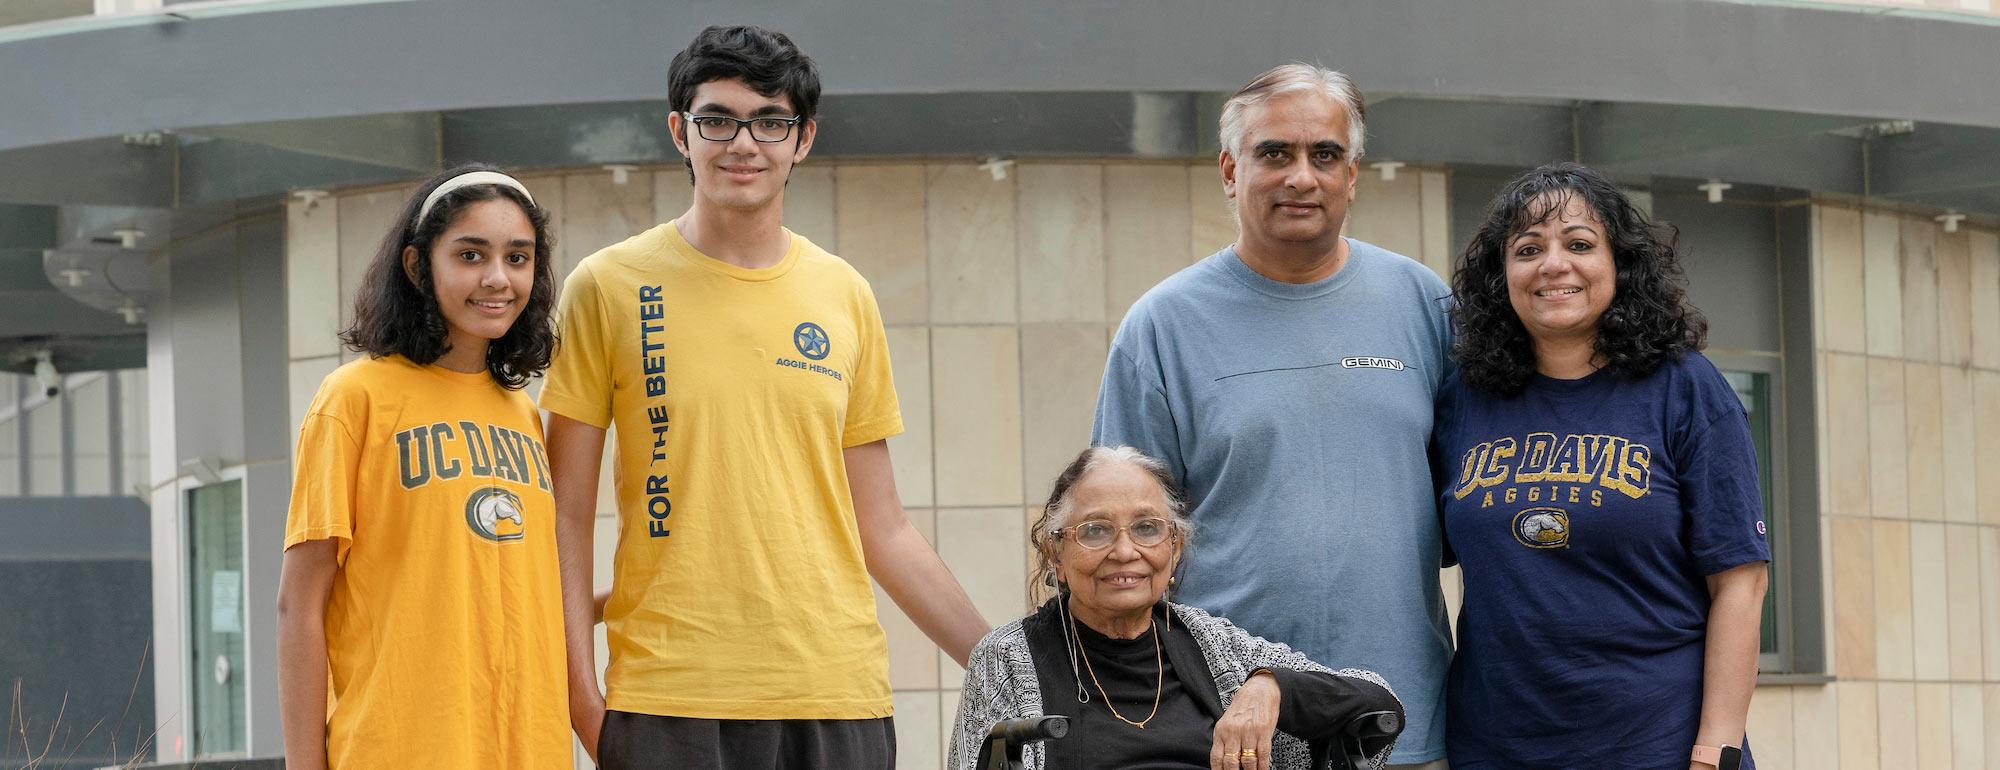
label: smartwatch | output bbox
[1691,745,1743,770]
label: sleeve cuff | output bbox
[1696,546,1771,576]
[842,416,905,448]
[538,388,612,429]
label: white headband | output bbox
[414,171,535,227]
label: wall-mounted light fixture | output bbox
[979,157,1014,182]
[290,189,331,212]
[1698,179,1733,204]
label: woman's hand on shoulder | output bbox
[1210,670,1280,770]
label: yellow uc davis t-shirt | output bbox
[284,355,570,769]
[541,222,903,719]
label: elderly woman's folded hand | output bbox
[1210,670,1281,770]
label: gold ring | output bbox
[1239,748,1259,759]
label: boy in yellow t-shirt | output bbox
[277,166,570,769]
[541,25,988,768]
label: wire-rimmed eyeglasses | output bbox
[1054,517,1175,550]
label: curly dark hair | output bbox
[339,163,557,389]
[1449,162,1707,396]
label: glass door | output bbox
[187,479,246,756]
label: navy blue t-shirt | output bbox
[1434,351,1770,770]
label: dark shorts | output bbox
[597,710,896,770]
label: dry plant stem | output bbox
[39,692,68,763]
[109,637,150,764]
[4,633,155,767]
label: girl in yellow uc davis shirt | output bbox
[276,165,570,770]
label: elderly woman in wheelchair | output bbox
[949,446,1404,770]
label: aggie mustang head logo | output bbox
[464,487,526,542]
[1512,507,1570,549]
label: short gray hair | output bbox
[1218,63,1367,160]
[1028,446,1192,600]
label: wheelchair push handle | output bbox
[1345,710,1400,739]
[978,714,1070,770]
[1340,710,1403,769]
[991,714,1070,743]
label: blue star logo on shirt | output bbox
[794,322,831,361]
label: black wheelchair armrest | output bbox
[974,714,1070,770]
[1338,710,1403,770]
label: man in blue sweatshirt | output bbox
[1093,64,1453,768]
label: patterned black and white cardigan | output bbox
[948,601,1400,770]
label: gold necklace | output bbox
[1068,610,1164,729]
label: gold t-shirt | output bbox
[541,222,903,719]
[285,355,569,769]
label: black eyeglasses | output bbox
[682,113,804,143]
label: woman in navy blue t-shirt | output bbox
[1434,162,1770,770]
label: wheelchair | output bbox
[974,710,1402,770]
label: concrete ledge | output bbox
[2,0,1998,152]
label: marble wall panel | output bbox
[837,166,929,324]
[926,163,1018,324]
[1875,519,1916,679]
[1968,231,2000,370]
[335,186,411,331]
[1825,353,1873,516]
[1946,524,1986,680]
[1840,681,1881,770]
[1794,684,1842,770]
[785,165,837,249]
[1870,358,1910,518]
[564,169,655,270]
[1911,521,1951,680]
[1941,366,1979,523]
[1105,165,1191,321]
[1819,206,1869,354]
[1903,217,1942,363]
[1938,230,1974,366]
[1832,515,1878,678]
[930,327,1023,507]
[1918,682,1955,770]
[287,196,341,358]
[1017,164,1107,324]
[1749,687,1797,769]
[1188,163,1235,262]
[1907,364,1946,520]
[886,327,933,508]
[1879,682,1920,770]
[1863,211,1905,358]
[1019,324,1108,505]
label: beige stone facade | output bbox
[1785,204,2000,770]
[285,162,2000,769]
